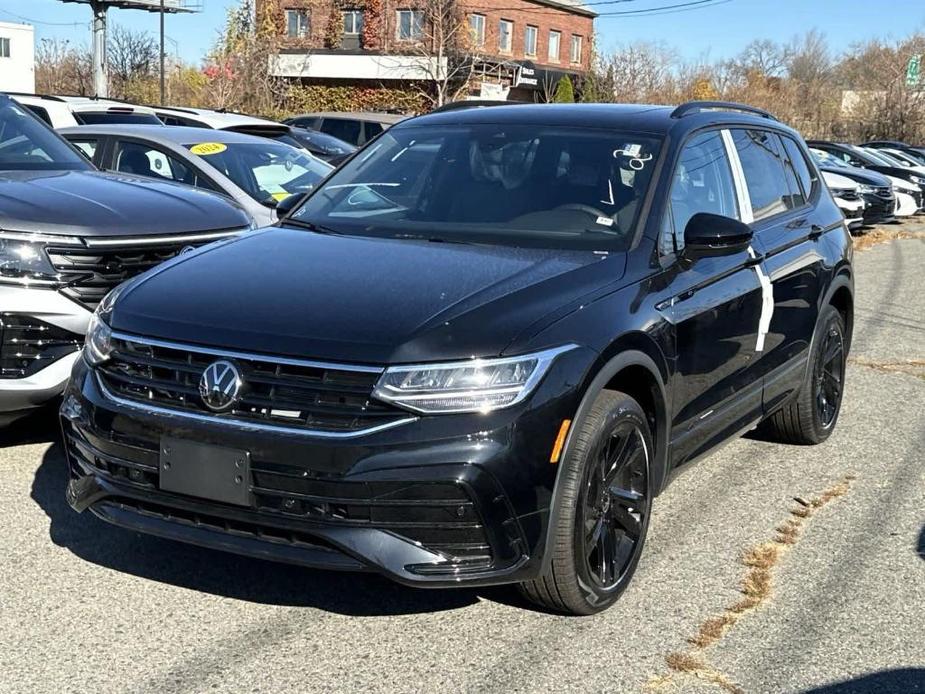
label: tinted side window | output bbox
[731,129,797,222]
[70,139,98,161]
[663,129,739,254]
[320,118,362,145]
[22,104,51,126]
[114,140,194,184]
[781,136,817,200]
[364,121,384,142]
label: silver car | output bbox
[59,125,334,227]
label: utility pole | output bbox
[159,0,166,104]
[90,0,108,97]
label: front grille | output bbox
[47,231,240,311]
[0,313,82,378]
[63,423,494,569]
[98,334,411,433]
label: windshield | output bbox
[75,111,162,125]
[0,99,93,171]
[810,148,850,169]
[185,140,333,206]
[290,124,662,250]
[863,148,906,167]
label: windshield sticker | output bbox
[271,191,290,202]
[596,216,614,227]
[613,147,653,171]
[190,142,227,156]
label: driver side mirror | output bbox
[275,193,304,218]
[683,213,753,258]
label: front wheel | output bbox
[519,390,653,615]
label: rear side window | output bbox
[364,121,384,142]
[663,129,739,254]
[780,135,817,201]
[320,118,362,145]
[730,129,798,222]
[70,139,99,161]
[21,104,51,126]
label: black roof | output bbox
[399,102,798,138]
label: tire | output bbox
[519,390,653,615]
[757,304,847,445]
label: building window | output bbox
[469,14,485,47]
[0,38,9,58]
[524,25,537,57]
[498,19,513,53]
[343,10,363,35]
[570,34,582,64]
[396,10,424,41]
[548,30,561,62]
[285,9,310,38]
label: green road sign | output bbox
[906,55,921,87]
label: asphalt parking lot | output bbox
[1,227,923,694]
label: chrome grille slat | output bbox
[98,334,411,434]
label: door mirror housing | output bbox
[683,213,753,258]
[275,193,304,218]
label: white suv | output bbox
[7,94,162,128]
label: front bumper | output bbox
[0,284,90,419]
[61,348,591,587]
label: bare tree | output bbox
[387,0,478,107]
[108,25,159,86]
[35,39,93,95]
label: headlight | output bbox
[910,175,925,185]
[858,184,876,194]
[83,311,113,366]
[0,233,59,285]
[830,188,857,198]
[372,345,576,414]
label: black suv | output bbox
[63,102,853,615]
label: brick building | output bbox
[264,0,595,102]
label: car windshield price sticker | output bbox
[190,142,227,156]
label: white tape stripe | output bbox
[747,246,775,352]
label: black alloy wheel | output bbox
[578,420,649,590]
[519,390,654,615]
[815,324,845,430]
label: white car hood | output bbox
[822,171,860,190]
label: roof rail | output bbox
[430,100,523,114]
[670,101,778,121]
[2,92,67,102]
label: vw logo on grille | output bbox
[198,360,243,412]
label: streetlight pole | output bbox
[159,0,166,105]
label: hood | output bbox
[819,165,891,187]
[885,175,918,193]
[0,170,249,237]
[821,171,858,190]
[110,227,624,364]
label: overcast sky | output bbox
[2,0,924,66]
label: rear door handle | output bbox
[808,224,824,240]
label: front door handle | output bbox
[744,252,765,267]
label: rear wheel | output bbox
[519,390,653,615]
[757,304,847,445]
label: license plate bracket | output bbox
[159,436,251,507]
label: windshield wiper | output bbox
[280,217,343,236]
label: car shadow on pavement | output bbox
[0,409,59,448]
[918,524,925,561]
[802,668,925,693]
[31,441,526,616]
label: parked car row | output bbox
[811,138,925,230]
[2,95,860,615]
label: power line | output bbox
[596,0,732,17]
[464,0,734,20]
[0,7,88,26]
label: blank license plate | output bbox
[159,436,251,507]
